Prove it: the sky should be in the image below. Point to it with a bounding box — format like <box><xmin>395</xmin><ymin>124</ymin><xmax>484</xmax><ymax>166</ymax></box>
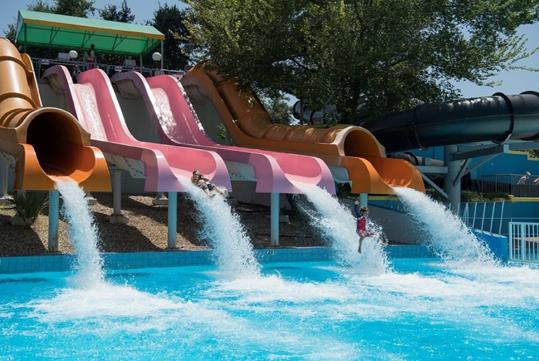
<box><xmin>1</xmin><ymin>0</ymin><xmax>538</xmax><ymax>99</ymax></box>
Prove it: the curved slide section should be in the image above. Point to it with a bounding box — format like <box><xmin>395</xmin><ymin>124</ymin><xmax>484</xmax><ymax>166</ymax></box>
<box><xmin>0</xmin><ymin>38</ymin><xmax>109</xmax><ymax>191</ymax></box>
<box><xmin>182</xmin><ymin>65</ymin><xmax>424</xmax><ymax>195</ymax></box>
<box><xmin>111</xmin><ymin>71</ymin><xmax>335</xmax><ymax>194</ymax></box>
<box><xmin>362</xmin><ymin>92</ymin><xmax>539</xmax><ymax>153</ymax></box>
<box><xmin>42</xmin><ymin>66</ymin><xmax>231</xmax><ymax>192</ymax></box>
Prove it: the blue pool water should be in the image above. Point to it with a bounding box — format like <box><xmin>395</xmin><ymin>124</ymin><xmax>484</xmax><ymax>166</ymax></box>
<box><xmin>1</xmin><ymin>258</ymin><xmax>539</xmax><ymax>360</ymax></box>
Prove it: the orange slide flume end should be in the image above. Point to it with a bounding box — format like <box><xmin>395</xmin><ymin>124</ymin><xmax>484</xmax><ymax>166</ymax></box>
<box><xmin>0</xmin><ymin>38</ymin><xmax>110</xmax><ymax>191</ymax></box>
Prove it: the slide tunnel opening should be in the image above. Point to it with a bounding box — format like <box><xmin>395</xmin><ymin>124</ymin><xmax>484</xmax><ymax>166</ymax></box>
<box><xmin>26</xmin><ymin>110</ymin><xmax>85</xmax><ymax>177</ymax></box>
<box><xmin>343</xmin><ymin>128</ymin><xmax>384</xmax><ymax>158</ymax></box>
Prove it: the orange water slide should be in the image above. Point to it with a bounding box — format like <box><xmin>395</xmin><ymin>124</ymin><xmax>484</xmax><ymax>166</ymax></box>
<box><xmin>182</xmin><ymin>65</ymin><xmax>424</xmax><ymax>194</ymax></box>
<box><xmin>0</xmin><ymin>38</ymin><xmax>109</xmax><ymax>191</ymax></box>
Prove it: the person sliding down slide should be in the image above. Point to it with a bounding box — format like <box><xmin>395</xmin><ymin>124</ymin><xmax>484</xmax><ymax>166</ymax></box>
<box><xmin>191</xmin><ymin>170</ymin><xmax>228</xmax><ymax>197</ymax></box>
<box><xmin>353</xmin><ymin>201</ymin><xmax>372</xmax><ymax>253</ymax></box>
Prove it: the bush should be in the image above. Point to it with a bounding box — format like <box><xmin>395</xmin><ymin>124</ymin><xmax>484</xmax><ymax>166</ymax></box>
<box><xmin>461</xmin><ymin>190</ymin><xmax>512</xmax><ymax>202</ymax></box>
<box><xmin>9</xmin><ymin>192</ymin><xmax>47</xmax><ymax>226</ymax></box>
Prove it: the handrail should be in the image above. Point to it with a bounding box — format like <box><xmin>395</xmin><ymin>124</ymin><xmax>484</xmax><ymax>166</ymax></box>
<box><xmin>31</xmin><ymin>57</ymin><xmax>184</xmax><ymax>80</ymax></box>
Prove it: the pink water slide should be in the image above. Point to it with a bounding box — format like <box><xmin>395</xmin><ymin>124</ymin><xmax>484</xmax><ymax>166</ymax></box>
<box><xmin>42</xmin><ymin>66</ymin><xmax>231</xmax><ymax>192</ymax></box>
<box><xmin>111</xmin><ymin>72</ymin><xmax>335</xmax><ymax>194</ymax></box>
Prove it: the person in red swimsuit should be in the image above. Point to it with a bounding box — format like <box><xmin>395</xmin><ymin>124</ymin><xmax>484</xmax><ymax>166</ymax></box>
<box><xmin>354</xmin><ymin>203</ymin><xmax>369</xmax><ymax>253</ymax></box>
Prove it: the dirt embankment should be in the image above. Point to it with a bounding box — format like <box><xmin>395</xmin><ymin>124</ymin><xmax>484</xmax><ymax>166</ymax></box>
<box><xmin>0</xmin><ymin>193</ymin><xmax>323</xmax><ymax>256</ymax></box>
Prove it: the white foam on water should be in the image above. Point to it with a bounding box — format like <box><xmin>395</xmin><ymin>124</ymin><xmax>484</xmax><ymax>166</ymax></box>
<box><xmin>181</xmin><ymin>180</ymin><xmax>260</xmax><ymax>278</ymax></box>
<box><xmin>393</xmin><ymin>187</ymin><xmax>495</xmax><ymax>265</ymax></box>
<box><xmin>56</xmin><ymin>181</ymin><xmax>104</xmax><ymax>288</ymax></box>
<box><xmin>31</xmin><ymin>283</ymin><xmax>182</xmax><ymax>322</ymax></box>
<box><xmin>27</xmin><ymin>281</ymin><xmax>359</xmax><ymax>359</ymax></box>
<box><xmin>207</xmin><ymin>274</ymin><xmax>354</xmax><ymax>304</ymax></box>
<box><xmin>297</xmin><ymin>184</ymin><xmax>389</xmax><ymax>274</ymax></box>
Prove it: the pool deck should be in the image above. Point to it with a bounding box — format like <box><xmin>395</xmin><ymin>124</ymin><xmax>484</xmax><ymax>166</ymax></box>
<box><xmin>0</xmin><ymin>245</ymin><xmax>433</xmax><ymax>274</ymax></box>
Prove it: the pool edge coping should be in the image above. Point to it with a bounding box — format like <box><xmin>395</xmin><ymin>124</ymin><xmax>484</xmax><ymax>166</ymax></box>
<box><xmin>0</xmin><ymin>245</ymin><xmax>433</xmax><ymax>274</ymax></box>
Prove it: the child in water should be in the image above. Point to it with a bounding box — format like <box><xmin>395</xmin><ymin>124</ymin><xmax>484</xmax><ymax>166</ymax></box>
<box><xmin>191</xmin><ymin>170</ymin><xmax>227</xmax><ymax>197</ymax></box>
<box><xmin>353</xmin><ymin>200</ymin><xmax>370</xmax><ymax>253</ymax></box>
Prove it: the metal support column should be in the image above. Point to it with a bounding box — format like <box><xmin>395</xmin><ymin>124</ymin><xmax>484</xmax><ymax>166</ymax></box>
<box><xmin>0</xmin><ymin>157</ymin><xmax>11</xmax><ymax>207</ymax></box>
<box><xmin>271</xmin><ymin>192</ymin><xmax>280</xmax><ymax>246</ymax></box>
<box><xmin>359</xmin><ymin>193</ymin><xmax>368</xmax><ymax>207</ymax></box>
<box><xmin>444</xmin><ymin>145</ymin><xmax>461</xmax><ymax>213</ymax></box>
<box><xmin>110</xmin><ymin>169</ymin><xmax>128</xmax><ymax>224</ymax></box>
<box><xmin>48</xmin><ymin>190</ymin><xmax>59</xmax><ymax>252</ymax></box>
<box><xmin>160</xmin><ymin>40</ymin><xmax>164</xmax><ymax>69</ymax></box>
<box><xmin>167</xmin><ymin>191</ymin><xmax>177</xmax><ymax>249</ymax></box>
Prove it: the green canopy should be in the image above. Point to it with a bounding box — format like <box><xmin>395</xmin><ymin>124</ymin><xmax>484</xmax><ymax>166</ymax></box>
<box><xmin>15</xmin><ymin>10</ymin><xmax>164</xmax><ymax>56</ymax></box>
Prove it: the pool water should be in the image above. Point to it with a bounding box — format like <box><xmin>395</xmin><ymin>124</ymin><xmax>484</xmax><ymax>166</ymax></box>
<box><xmin>1</xmin><ymin>258</ymin><xmax>539</xmax><ymax>360</ymax></box>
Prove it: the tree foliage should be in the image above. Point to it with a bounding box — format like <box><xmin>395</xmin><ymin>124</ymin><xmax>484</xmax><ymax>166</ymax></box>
<box><xmin>185</xmin><ymin>0</ymin><xmax>539</xmax><ymax>121</ymax></box>
<box><xmin>99</xmin><ymin>0</ymin><xmax>135</xmax><ymax>23</ymax></box>
<box><xmin>149</xmin><ymin>3</ymin><xmax>190</xmax><ymax>70</ymax></box>
<box><xmin>53</xmin><ymin>0</ymin><xmax>95</xmax><ymax>17</ymax></box>
<box><xmin>262</xmin><ymin>95</ymin><xmax>293</xmax><ymax>124</ymax></box>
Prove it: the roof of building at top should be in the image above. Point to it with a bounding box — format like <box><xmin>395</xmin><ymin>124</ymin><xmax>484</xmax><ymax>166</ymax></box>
<box><xmin>16</xmin><ymin>10</ymin><xmax>164</xmax><ymax>56</ymax></box>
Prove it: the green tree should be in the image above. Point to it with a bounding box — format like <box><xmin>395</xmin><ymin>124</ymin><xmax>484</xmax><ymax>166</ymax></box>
<box><xmin>99</xmin><ymin>0</ymin><xmax>135</xmax><ymax>65</ymax></box>
<box><xmin>262</xmin><ymin>95</ymin><xmax>293</xmax><ymax>124</ymax></box>
<box><xmin>53</xmin><ymin>0</ymin><xmax>94</xmax><ymax>17</ymax></box>
<box><xmin>99</xmin><ymin>0</ymin><xmax>135</xmax><ymax>22</ymax></box>
<box><xmin>185</xmin><ymin>0</ymin><xmax>539</xmax><ymax>121</ymax></box>
<box><xmin>149</xmin><ymin>3</ymin><xmax>190</xmax><ymax>70</ymax></box>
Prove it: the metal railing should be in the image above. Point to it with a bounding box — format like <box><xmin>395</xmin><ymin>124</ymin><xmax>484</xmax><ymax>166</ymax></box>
<box><xmin>476</xmin><ymin>174</ymin><xmax>539</xmax><ymax>197</ymax></box>
<box><xmin>461</xmin><ymin>201</ymin><xmax>539</xmax><ymax>237</ymax></box>
<box><xmin>460</xmin><ymin>201</ymin><xmax>506</xmax><ymax>234</ymax></box>
<box><xmin>31</xmin><ymin>57</ymin><xmax>184</xmax><ymax>80</ymax></box>
<box><xmin>508</xmin><ymin>222</ymin><xmax>539</xmax><ymax>262</ymax></box>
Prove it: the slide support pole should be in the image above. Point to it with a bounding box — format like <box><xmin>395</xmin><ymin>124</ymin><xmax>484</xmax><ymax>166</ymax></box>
<box><xmin>110</xmin><ymin>169</ymin><xmax>128</xmax><ymax>224</ymax></box>
<box><xmin>444</xmin><ymin>145</ymin><xmax>461</xmax><ymax>213</ymax></box>
<box><xmin>360</xmin><ymin>193</ymin><xmax>368</xmax><ymax>207</ymax></box>
<box><xmin>167</xmin><ymin>191</ymin><xmax>177</xmax><ymax>249</ymax></box>
<box><xmin>271</xmin><ymin>192</ymin><xmax>280</xmax><ymax>246</ymax></box>
<box><xmin>0</xmin><ymin>157</ymin><xmax>11</xmax><ymax>207</ymax></box>
<box><xmin>48</xmin><ymin>190</ymin><xmax>59</xmax><ymax>252</ymax></box>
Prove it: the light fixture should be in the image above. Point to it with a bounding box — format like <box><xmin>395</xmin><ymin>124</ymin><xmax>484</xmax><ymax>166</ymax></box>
<box><xmin>152</xmin><ymin>52</ymin><xmax>162</xmax><ymax>62</ymax></box>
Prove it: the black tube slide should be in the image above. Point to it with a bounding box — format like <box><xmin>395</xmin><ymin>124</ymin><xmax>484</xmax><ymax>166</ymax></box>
<box><xmin>361</xmin><ymin>92</ymin><xmax>539</xmax><ymax>153</ymax></box>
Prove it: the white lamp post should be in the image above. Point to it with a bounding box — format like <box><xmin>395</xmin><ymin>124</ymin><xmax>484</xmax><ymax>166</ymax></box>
<box><xmin>152</xmin><ymin>52</ymin><xmax>162</xmax><ymax>62</ymax></box>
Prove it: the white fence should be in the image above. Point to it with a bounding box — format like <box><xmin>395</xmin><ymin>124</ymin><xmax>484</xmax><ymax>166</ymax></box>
<box><xmin>508</xmin><ymin>222</ymin><xmax>539</xmax><ymax>262</ymax></box>
<box><xmin>460</xmin><ymin>201</ymin><xmax>506</xmax><ymax>234</ymax></box>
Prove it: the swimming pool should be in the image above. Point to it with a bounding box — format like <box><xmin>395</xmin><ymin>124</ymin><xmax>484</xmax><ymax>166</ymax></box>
<box><xmin>1</xmin><ymin>258</ymin><xmax>538</xmax><ymax>360</ymax></box>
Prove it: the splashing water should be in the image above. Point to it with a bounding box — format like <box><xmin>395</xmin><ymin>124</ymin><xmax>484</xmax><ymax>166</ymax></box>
<box><xmin>393</xmin><ymin>187</ymin><xmax>495</xmax><ymax>265</ymax></box>
<box><xmin>56</xmin><ymin>181</ymin><xmax>104</xmax><ymax>288</ymax></box>
<box><xmin>181</xmin><ymin>180</ymin><xmax>260</xmax><ymax>277</ymax></box>
<box><xmin>297</xmin><ymin>185</ymin><xmax>389</xmax><ymax>274</ymax></box>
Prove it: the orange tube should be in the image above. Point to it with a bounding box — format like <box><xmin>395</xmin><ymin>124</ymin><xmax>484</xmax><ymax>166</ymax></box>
<box><xmin>0</xmin><ymin>38</ymin><xmax>110</xmax><ymax>191</ymax></box>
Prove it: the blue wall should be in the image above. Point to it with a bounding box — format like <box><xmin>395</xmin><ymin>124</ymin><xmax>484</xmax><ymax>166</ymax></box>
<box><xmin>412</xmin><ymin>147</ymin><xmax>539</xmax><ymax>180</ymax></box>
<box><xmin>469</xmin><ymin>152</ymin><xmax>539</xmax><ymax>179</ymax></box>
<box><xmin>474</xmin><ymin>230</ymin><xmax>509</xmax><ymax>262</ymax></box>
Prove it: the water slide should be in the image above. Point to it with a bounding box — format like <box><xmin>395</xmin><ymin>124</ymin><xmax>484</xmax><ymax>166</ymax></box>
<box><xmin>181</xmin><ymin>65</ymin><xmax>424</xmax><ymax>195</ymax></box>
<box><xmin>110</xmin><ymin>71</ymin><xmax>335</xmax><ymax>194</ymax></box>
<box><xmin>361</xmin><ymin>92</ymin><xmax>539</xmax><ymax>153</ymax></box>
<box><xmin>41</xmin><ymin>66</ymin><xmax>231</xmax><ymax>192</ymax></box>
<box><xmin>0</xmin><ymin>38</ymin><xmax>109</xmax><ymax>191</ymax></box>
